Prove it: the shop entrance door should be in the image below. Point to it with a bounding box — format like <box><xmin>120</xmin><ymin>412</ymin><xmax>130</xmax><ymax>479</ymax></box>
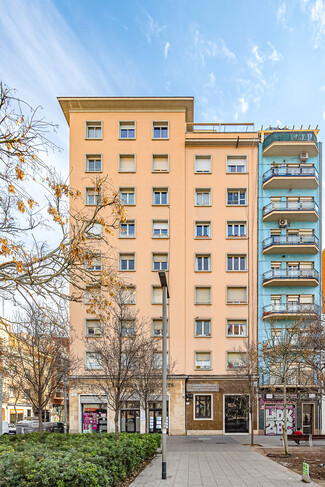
<box><xmin>302</xmin><ymin>404</ymin><xmax>314</xmax><ymax>434</ymax></box>
<box><xmin>120</xmin><ymin>410</ymin><xmax>140</xmax><ymax>433</ymax></box>
<box><xmin>225</xmin><ymin>395</ymin><xmax>249</xmax><ymax>433</ymax></box>
<box><xmin>149</xmin><ymin>402</ymin><xmax>168</xmax><ymax>433</ymax></box>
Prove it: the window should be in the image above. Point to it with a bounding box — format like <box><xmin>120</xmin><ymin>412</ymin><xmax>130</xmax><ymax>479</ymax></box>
<box><xmin>226</xmin><ymin>156</ymin><xmax>247</xmax><ymax>173</ymax></box>
<box><xmin>195</xmin><ymin>254</ymin><xmax>211</xmax><ymax>272</ymax></box>
<box><xmin>227</xmin><ymin>255</ymin><xmax>247</xmax><ymax>271</ymax></box>
<box><xmin>85</xmin><ymin>154</ymin><xmax>102</xmax><ymax>172</ymax></box>
<box><xmin>195</xmin><ymin>286</ymin><xmax>212</xmax><ymax>305</ymax></box>
<box><xmin>152</xmin><ymin>187</ymin><xmax>169</xmax><ymax>205</ymax></box>
<box><xmin>153</xmin><ymin>352</ymin><xmax>163</xmax><ymax>369</ymax></box>
<box><xmin>152</xmin><ymin>286</ymin><xmax>163</xmax><ymax>304</ymax></box>
<box><xmin>226</xmin><ymin>287</ymin><xmax>247</xmax><ymax>304</ymax></box>
<box><xmin>195</xmin><ymin>352</ymin><xmax>211</xmax><ymax>370</ymax></box>
<box><xmin>194</xmin><ymin>395</ymin><xmax>212</xmax><ymax>419</ymax></box>
<box><xmin>85</xmin><ymin>352</ymin><xmax>102</xmax><ymax>370</ymax></box>
<box><xmin>195</xmin><ymin>320</ymin><xmax>211</xmax><ymax>337</ymax></box>
<box><xmin>86</xmin><ymin>121</ymin><xmax>102</xmax><ymax>139</ymax></box>
<box><xmin>195</xmin><ymin>188</ymin><xmax>211</xmax><ymax>206</ymax></box>
<box><xmin>271</xmin><ymin>328</ymin><xmax>282</xmax><ymax>345</ymax></box>
<box><xmin>152</xmin><ymin>253</ymin><xmax>168</xmax><ymax>271</ymax></box>
<box><xmin>86</xmin><ymin>223</ymin><xmax>103</xmax><ymax>238</ymax></box>
<box><xmin>152</xmin><ymin>220</ymin><xmax>169</xmax><ymax>238</ymax></box>
<box><xmin>195</xmin><ymin>155</ymin><xmax>212</xmax><ymax>173</ymax></box>
<box><xmin>119</xmin><ymin>121</ymin><xmax>135</xmax><ymax>139</ymax></box>
<box><xmin>85</xmin><ymin>319</ymin><xmax>102</xmax><ymax>337</ymax></box>
<box><xmin>119</xmin><ymin>154</ymin><xmax>136</xmax><ymax>172</ymax></box>
<box><xmin>120</xmin><ymin>319</ymin><xmax>135</xmax><ymax>337</ymax></box>
<box><xmin>227</xmin><ymin>352</ymin><xmax>246</xmax><ymax>369</ymax></box>
<box><xmin>119</xmin><ymin>253</ymin><xmax>135</xmax><ymax>271</ymax></box>
<box><xmin>87</xmin><ymin>255</ymin><xmax>102</xmax><ymax>271</ymax></box>
<box><xmin>152</xmin><ymin>121</ymin><xmax>169</xmax><ymax>139</ymax></box>
<box><xmin>152</xmin><ymin>319</ymin><xmax>162</xmax><ymax>337</ymax></box>
<box><xmin>86</xmin><ymin>188</ymin><xmax>100</xmax><ymax>206</ymax></box>
<box><xmin>84</xmin><ymin>286</ymin><xmax>100</xmax><ymax>304</ymax></box>
<box><xmin>118</xmin><ymin>286</ymin><xmax>136</xmax><ymax>304</ymax></box>
<box><xmin>119</xmin><ymin>188</ymin><xmax>135</xmax><ymax>206</ymax></box>
<box><xmin>226</xmin><ymin>320</ymin><xmax>247</xmax><ymax>337</ymax></box>
<box><xmin>119</xmin><ymin>220</ymin><xmax>135</xmax><ymax>238</ymax></box>
<box><xmin>227</xmin><ymin>222</ymin><xmax>247</xmax><ymax>238</ymax></box>
<box><xmin>152</xmin><ymin>154</ymin><xmax>169</xmax><ymax>172</ymax></box>
<box><xmin>227</xmin><ymin>189</ymin><xmax>247</xmax><ymax>206</ymax></box>
<box><xmin>195</xmin><ymin>221</ymin><xmax>211</xmax><ymax>238</ymax></box>
<box><xmin>121</xmin><ymin>353</ymin><xmax>136</xmax><ymax>369</ymax></box>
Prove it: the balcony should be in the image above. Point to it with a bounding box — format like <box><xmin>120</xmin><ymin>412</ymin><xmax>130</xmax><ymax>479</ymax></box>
<box><xmin>263</xmin><ymin>303</ymin><xmax>321</xmax><ymax>320</ymax></box>
<box><xmin>263</xmin><ymin>269</ymin><xmax>319</xmax><ymax>287</ymax></box>
<box><xmin>262</xmin><ymin>201</ymin><xmax>319</xmax><ymax>222</ymax></box>
<box><xmin>262</xmin><ymin>165</ymin><xmax>319</xmax><ymax>189</ymax></box>
<box><xmin>263</xmin><ymin>235</ymin><xmax>319</xmax><ymax>255</ymax></box>
<box><xmin>262</xmin><ymin>131</ymin><xmax>318</xmax><ymax>157</ymax></box>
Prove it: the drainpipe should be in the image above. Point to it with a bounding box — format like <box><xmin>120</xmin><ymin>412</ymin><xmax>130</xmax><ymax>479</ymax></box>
<box><xmin>185</xmin><ymin>376</ymin><xmax>189</xmax><ymax>436</ymax></box>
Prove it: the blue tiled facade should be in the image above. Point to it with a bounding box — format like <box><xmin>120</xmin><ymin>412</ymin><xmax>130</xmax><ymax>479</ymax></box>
<box><xmin>257</xmin><ymin>131</ymin><xmax>322</xmax><ymax>434</ymax></box>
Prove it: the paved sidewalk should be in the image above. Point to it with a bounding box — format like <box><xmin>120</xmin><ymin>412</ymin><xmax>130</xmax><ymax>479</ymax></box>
<box><xmin>131</xmin><ymin>435</ymin><xmax>320</xmax><ymax>486</ymax></box>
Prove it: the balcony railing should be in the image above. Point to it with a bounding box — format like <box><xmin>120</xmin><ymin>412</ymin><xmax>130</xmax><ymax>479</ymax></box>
<box><xmin>185</xmin><ymin>122</ymin><xmax>255</xmax><ymax>133</ymax></box>
<box><xmin>263</xmin><ymin>235</ymin><xmax>319</xmax><ymax>250</ymax></box>
<box><xmin>263</xmin><ymin>131</ymin><xmax>317</xmax><ymax>151</ymax></box>
<box><xmin>263</xmin><ymin>303</ymin><xmax>321</xmax><ymax>317</ymax></box>
<box><xmin>263</xmin><ymin>200</ymin><xmax>319</xmax><ymax>217</ymax></box>
<box><xmin>262</xmin><ymin>165</ymin><xmax>319</xmax><ymax>184</ymax></box>
<box><xmin>263</xmin><ymin>269</ymin><xmax>319</xmax><ymax>283</ymax></box>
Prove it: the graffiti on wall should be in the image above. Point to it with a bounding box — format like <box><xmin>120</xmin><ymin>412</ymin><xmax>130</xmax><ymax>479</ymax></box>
<box><xmin>265</xmin><ymin>403</ymin><xmax>295</xmax><ymax>435</ymax></box>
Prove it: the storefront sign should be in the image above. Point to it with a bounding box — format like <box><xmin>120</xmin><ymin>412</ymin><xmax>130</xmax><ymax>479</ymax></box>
<box><xmin>187</xmin><ymin>384</ymin><xmax>219</xmax><ymax>392</ymax></box>
<box><xmin>10</xmin><ymin>409</ymin><xmax>24</xmax><ymax>414</ymax></box>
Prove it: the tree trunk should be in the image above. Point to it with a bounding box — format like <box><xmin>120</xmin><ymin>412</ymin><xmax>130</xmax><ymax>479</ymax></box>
<box><xmin>114</xmin><ymin>408</ymin><xmax>119</xmax><ymax>440</ymax></box>
<box><xmin>250</xmin><ymin>387</ymin><xmax>255</xmax><ymax>446</ymax></box>
<box><xmin>283</xmin><ymin>378</ymin><xmax>289</xmax><ymax>455</ymax></box>
<box><xmin>145</xmin><ymin>399</ymin><xmax>148</xmax><ymax>434</ymax></box>
<box><xmin>38</xmin><ymin>408</ymin><xmax>42</xmax><ymax>433</ymax></box>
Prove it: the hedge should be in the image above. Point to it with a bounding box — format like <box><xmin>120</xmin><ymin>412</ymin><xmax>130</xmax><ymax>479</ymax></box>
<box><xmin>0</xmin><ymin>432</ymin><xmax>161</xmax><ymax>486</ymax></box>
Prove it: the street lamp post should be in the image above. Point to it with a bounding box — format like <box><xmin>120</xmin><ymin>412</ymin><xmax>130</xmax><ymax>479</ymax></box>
<box><xmin>158</xmin><ymin>271</ymin><xmax>169</xmax><ymax>480</ymax></box>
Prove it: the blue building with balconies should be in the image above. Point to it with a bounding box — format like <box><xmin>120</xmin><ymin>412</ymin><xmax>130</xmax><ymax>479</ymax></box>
<box><xmin>257</xmin><ymin>129</ymin><xmax>322</xmax><ymax>435</ymax></box>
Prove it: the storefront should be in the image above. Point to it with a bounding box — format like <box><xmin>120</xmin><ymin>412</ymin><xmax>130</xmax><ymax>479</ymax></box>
<box><xmin>80</xmin><ymin>395</ymin><xmax>107</xmax><ymax>433</ymax></box>
<box><xmin>224</xmin><ymin>395</ymin><xmax>249</xmax><ymax>433</ymax></box>
<box><xmin>120</xmin><ymin>401</ymin><xmax>140</xmax><ymax>433</ymax></box>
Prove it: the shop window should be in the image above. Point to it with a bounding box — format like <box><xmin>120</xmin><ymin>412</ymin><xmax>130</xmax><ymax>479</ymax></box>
<box><xmin>194</xmin><ymin>395</ymin><xmax>212</xmax><ymax>419</ymax></box>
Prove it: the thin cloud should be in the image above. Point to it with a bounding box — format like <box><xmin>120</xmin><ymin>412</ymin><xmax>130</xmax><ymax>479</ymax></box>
<box><xmin>310</xmin><ymin>0</ymin><xmax>325</xmax><ymax>48</ymax></box>
<box><xmin>191</xmin><ymin>29</ymin><xmax>236</xmax><ymax>66</ymax></box>
<box><xmin>277</xmin><ymin>1</ymin><xmax>287</xmax><ymax>25</ymax></box>
<box><xmin>239</xmin><ymin>96</ymin><xmax>248</xmax><ymax>114</ymax></box>
<box><xmin>145</xmin><ymin>14</ymin><xmax>166</xmax><ymax>44</ymax></box>
<box><xmin>164</xmin><ymin>41</ymin><xmax>170</xmax><ymax>59</ymax></box>
<box><xmin>267</xmin><ymin>42</ymin><xmax>282</xmax><ymax>61</ymax></box>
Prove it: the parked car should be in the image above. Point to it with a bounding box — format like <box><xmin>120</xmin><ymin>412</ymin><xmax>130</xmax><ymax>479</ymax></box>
<box><xmin>8</xmin><ymin>423</ymin><xmax>16</xmax><ymax>435</ymax></box>
<box><xmin>16</xmin><ymin>420</ymin><xmax>56</xmax><ymax>434</ymax></box>
<box><xmin>1</xmin><ymin>421</ymin><xmax>9</xmax><ymax>435</ymax></box>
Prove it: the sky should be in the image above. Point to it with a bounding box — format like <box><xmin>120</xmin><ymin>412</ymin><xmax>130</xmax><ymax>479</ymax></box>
<box><xmin>1</xmin><ymin>0</ymin><xmax>325</xmax><ymax>173</ymax></box>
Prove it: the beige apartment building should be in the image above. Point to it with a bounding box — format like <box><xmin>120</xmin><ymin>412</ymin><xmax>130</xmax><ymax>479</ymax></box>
<box><xmin>59</xmin><ymin>97</ymin><xmax>259</xmax><ymax>435</ymax></box>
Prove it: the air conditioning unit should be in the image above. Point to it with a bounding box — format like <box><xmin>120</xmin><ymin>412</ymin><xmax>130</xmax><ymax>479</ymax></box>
<box><xmin>299</xmin><ymin>151</ymin><xmax>308</xmax><ymax>162</ymax></box>
<box><xmin>279</xmin><ymin>219</ymin><xmax>288</xmax><ymax>228</ymax></box>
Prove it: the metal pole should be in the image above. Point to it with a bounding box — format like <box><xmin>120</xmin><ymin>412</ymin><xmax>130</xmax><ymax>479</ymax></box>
<box><xmin>161</xmin><ymin>284</ymin><xmax>167</xmax><ymax>480</ymax></box>
<box><xmin>0</xmin><ymin>373</ymin><xmax>2</xmax><ymax>435</ymax></box>
<box><xmin>64</xmin><ymin>372</ymin><xmax>67</xmax><ymax>434</ymax></box>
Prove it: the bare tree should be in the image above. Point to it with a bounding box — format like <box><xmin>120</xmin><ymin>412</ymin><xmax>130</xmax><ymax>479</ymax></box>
<box><xmin>1</xmin><ymin>301</ymin><xmax>78</xmax><ymax>432</ymax></box>
<box><xmin>0</xmin><ymin>82</ymin><xmax>124</xmax><ymax>315</ymax></box>
<box><xmin>85</xmin><ymin>287</ymin><xmax>154</xmax><ymax>439</ymax></box>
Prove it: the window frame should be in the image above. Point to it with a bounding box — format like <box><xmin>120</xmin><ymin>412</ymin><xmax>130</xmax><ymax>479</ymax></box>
<box><xmin>85</xmin><ymin>121</ymin><xmax>102</xmax><ymax>140</ymax></box>
<box><xmin>152</xmin><ymin>318</ymin><xmax>169</xmax><ymax>337</ymax></box>
<box><xmin>152</xmin><ymin>153</ymin><xmax>170</xmax><ymax>173</ymax></box>
<box><xmin>118</xmin><ymin>121</ymin><xmax>136</xmax><ymax>140</ymax></box>
<box><xmin>152</xmin><ymin>121</ymin><xmax>169</xmax><ymax>140</ymax></box>
<box><xmin>226</xmin><ymin>352</ymin><xmax>247</xmax><ymax>370</ymax></box>
<box><xmin>85</xmin><ymin>187</ymin><xmax>100</xmax><ymax>206</ymax></box>
<box><xmin>195</xmin><ymin>221</ymin><xmax>212</xmax><ymax>239</ymax></box>
<box><xmin>118</xmin><ymin>286</ymin><xmax>136</xmax><ymax>305</ymax></box>
<box><xmin>118</xmin><ymin>154</ymin><xmax>136</xmax><ymax>173</ymax></box>
<box><xmin>226</xmin><ymin>221</ymin><xmax>247</xmax><ymax>239</ymax></box>
<box><xmin>195</xmin><ymin>319</ymin><xmax>212</xmax><ymax>337</ymax></box>
<box><xmin>119</xmin><ymin>187</ymin><xmax>136</xmax><ymax>206</ymax></box>
<box><xmin>152</xmin><ymin>220</ymin><xmax>169</xmax><ymax>238</ymax></box>
<box><xmin>226</xmin><ymin>287</ymin><xmax>248</xmax><ymax>305</ymax></box>
<box><xmin>194</xmin><ymin>351</ymin><xmax>212</xmax><ymax>370</ymax></box>
<box><xmin>85</xmin><ymin>319</ymin><xmax>102</xmax><ymax>337</ymax></box>
<box><xmin>226</xmin><ymin>188</ymin><xmax>247</xmax><ymax>206</ymax></box>
<box><xmin>226</xmin><ymin>320</ymin><xmax>248</xmax><ymax>337</ymax></box>
<box><xmin>120</xmin><ymin>318</ymin><xmax>136</xmax><ymax>337</ymax></box>
<box><xmin>194</xmin><ymin>286</ymin><xmax>212</xmax><ymax>305</ymax></box>
<box><xmin>85</xmin><ymin>351</ymin><xmax>103</xmax><ymax>370</ymax></box>
<box><xmin>194</xmin><ymin>155</ymin><xmax>212</xmax><ymax>174</ymax></box>
<box><xmin>119</xmin><ymin>220</ymin><xmax>136</xmax><ymax>238</ymax></box>
<box><xmin>85</xmin><ymin>154</ymin><xmax>102</xmax><ymax>173</ymax></box>
<box><xmin>152</xmin><ymin>187</ymin><xmax>169</xmax><ymax>206</ymax></box>
<box><xmin>195</xmin><ymin>188</ymin><xmax>212</xmax><ymax>207</ymax></box>
<box><xmin>226</xmin><ymin>155</ymin><xmax>247</xmax><ymax>174</ymax></box>
<box><xmin>195</xmin><ymin>254</ymin><xmax>212</xmax><ymax>272</ymax></box>
<box><xmin>226</xmin><ymin>254</ymin><xmax>247</xmax><ymax>272</ymax></box>
<box><xmin>118</xmin><ymin>253</ymin><xmax>136</xmax><ymax>271</ymax></box>
<box><xmin>152</xmin><ymin>253</ymin><xmax>169</xmax><ymax>271</ymax></box>
<box><xmin>194</xmin><ymin>394</ymin><xmax>213</xmax><ymax>420</ymax></box>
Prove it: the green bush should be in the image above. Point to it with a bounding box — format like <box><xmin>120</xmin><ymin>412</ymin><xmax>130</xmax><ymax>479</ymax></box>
<box><xmin>0</xmin><ymin>433</ymin><xmax>161</xmax><ymax>486</ymax></box>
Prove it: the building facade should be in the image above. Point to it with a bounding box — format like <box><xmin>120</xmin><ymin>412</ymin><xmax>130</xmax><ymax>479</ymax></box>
<box><xmin>59</xmin><ymin>97</ymin><xmax>260</xmax><ymax>435</ymax></box>
<box><xmin>257</xmin><ymin>129</ymin><xmax>322</xmax><ymax>435</ymax></box>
